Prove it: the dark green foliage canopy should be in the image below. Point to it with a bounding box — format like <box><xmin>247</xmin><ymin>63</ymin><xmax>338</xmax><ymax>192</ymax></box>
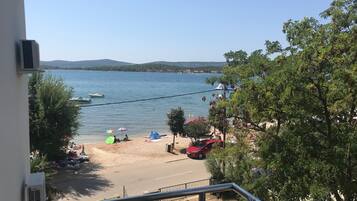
<box><xmin>206</xmin><ymin>0</ymin><xmax>357</xmax><ymax>200</ymax></box>
<box><xmin>29</xmin><ymin>73</ymin><xmax>79</xmax><ymax>160</ymax></box>
<box><xmin>43</xmin><ymin>63</ymin><xmax>223</xmax><ymax>73</ymax></box>
<box><xmin>167</xmin><ymin>107</ymin><xmax>185</xmax><ymax>135</ymax></box>
<box><xmin>206</xmin><ymin>130</ymin><xmax>268</xmax><ymax>200</ymax></box>
<box><xmin>208</xmin><ymin>100</ymin><xmax>229</xmax><ymax>135</ymax></box>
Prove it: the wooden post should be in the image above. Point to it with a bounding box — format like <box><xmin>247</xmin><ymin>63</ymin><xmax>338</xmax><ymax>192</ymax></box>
<box><xmin>172</xmin><ymin>133</ymin><xmax>176</xmax><ymax>150</ymax></box>
<box><xmin>123</xmin><ymin>186</ymin><xmax>126</xmax><ymax>198</ymax></box>
<box><xmin>199</xmin><ymin>192</ymin><xmax>206</xmax><ymax>201</ymax></box>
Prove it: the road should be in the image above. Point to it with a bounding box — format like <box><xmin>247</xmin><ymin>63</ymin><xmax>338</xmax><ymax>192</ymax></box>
<box><xmin>108</xmin><ymin>158</ymin><xmax>209</xmax><ymax>196</ymax></box>
<box><xmin>54</xmin><ymin>157</ymin><xmax>210</xmax><ymax>201</ymax></box>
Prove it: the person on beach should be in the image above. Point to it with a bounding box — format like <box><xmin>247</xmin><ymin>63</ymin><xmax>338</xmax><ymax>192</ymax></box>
<box><xmin>114</xmin><ymin>135</ymin><xmax>120</xmax><ymax>143</ymax></box>
<box><xmin>123</xmin><ymin>134</ymin><xmax>129</xmax><ymax>141</ymax></box>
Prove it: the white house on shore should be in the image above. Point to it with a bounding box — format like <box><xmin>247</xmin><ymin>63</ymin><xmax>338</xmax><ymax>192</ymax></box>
<box><xmin>0</xmin><ymin>0</ymin><xmax>31</xmax><ymax>200</ymax></box>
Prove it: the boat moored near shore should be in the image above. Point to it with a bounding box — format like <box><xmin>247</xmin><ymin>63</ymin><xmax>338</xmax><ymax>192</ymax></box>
<box><xmin>70</xmin><ymin>97</ymin><xmax>92</xmax><ymax>104</ymax></box>
<box><xmin>89</xmin><ymin>93</ymin><xmax>104</xmax><ymax>98</ymax></box>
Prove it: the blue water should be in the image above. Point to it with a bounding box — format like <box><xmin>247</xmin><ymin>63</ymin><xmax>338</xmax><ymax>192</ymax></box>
<box><xmin>47</xmin><ymin>70</ymin><xmax>219</xmax><ymax>142</ymax></box>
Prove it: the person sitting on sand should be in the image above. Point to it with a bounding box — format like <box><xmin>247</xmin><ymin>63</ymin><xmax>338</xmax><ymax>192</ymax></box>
<box><xmin>114</xmin><ymin>135</ymin><xmax>120</xmax><ymax>143</ymax></box>
<box><xmin>123</xmin><ymin>134</ymin><xmax>129</xmax><ymax>141</ymax></box>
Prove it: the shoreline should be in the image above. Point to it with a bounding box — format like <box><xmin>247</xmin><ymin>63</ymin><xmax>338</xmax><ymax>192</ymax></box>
<box><xmin>45</xmin><ymin>68</ymin><xmax>223</xmax><ymax>74</ymax></box>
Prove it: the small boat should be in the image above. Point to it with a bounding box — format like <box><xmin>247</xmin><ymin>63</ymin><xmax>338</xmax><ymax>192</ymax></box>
<box><xmin>89</xmin><ymin>93</ymin><xmax>104</xmax><ymax>98</ymax></box>
<box><xmin>70</xmin><ymin>97</ymin><xmax>92</xmax><ymax>104</ymax></box>
<box><xmin>215</xmin><ymin>83</ymin><xmax>234</xmax><ymax>91</ymax></box>
<box><xmin>215</xmin><ymin>83</ymin><xmax>225</xmax><ymax>90</ymax></box>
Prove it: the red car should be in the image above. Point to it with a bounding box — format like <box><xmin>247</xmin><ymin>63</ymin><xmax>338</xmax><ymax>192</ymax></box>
<box><xmin>186</xmin><ymin>139</ymin><xmax>223</xmax><ymax>159</ymax></box>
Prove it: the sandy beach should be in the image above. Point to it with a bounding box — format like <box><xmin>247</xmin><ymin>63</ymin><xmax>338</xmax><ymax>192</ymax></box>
<box><xmin>85</xmin><ymin>134</ymin><xmax>191</xmax><ymax>167</ymax></box>
<box><xmin>52</xmin><ymin>134</ymin><xmax>210</xmax><ymax>201</ymax></box>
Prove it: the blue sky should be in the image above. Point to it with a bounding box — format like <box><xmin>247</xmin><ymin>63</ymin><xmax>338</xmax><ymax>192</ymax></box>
<box><xmin>25</xmin><ymin>0</ymin><xmax>331</xmax><ymax>63</ymax></box>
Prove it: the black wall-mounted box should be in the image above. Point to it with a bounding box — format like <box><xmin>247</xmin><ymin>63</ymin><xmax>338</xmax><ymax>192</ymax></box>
<box><xmin>19</xmin><ymin>40</ymin><xmax>40</xmax><ymax>72</ymax></box>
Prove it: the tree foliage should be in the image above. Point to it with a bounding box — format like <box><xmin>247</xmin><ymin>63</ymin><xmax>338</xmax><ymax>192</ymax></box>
<box><xmin>207</xmin><ymin>0</ymin><xmax>357</xmax><ymax>200</ymax></box>
<box><xmin>167</xmin><ymin>107</ymin><xmax>185</xmax><ymax>148</ymax></box>
<box><xmin>167</xmin><ymin>107</ymin><xmax>185</xmax><ymax>135</ymax></box>
<box><xmin>206</xmin><ymin>129</ymin><xmax>269</xmax><ymax>200</ymax></box>
<box><xmin>209</xmin><ymin>100</ymin><xmax>229</xmax><ymax>136</ymax></box>
<box><xmin>29</xmin><ymin>73</ymin><xmax>80</xmax><ymax>161</ymax></box>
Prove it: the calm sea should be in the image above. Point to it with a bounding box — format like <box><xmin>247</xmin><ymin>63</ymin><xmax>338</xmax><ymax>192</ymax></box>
<box><xmin>47</xmin><ymin>70</ymin><xmax>219</xmax><ymax>143</ymax></box>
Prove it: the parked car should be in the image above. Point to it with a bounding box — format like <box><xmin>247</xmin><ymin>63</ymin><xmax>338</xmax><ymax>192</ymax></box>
<box><xmin>186</xmin><ymin>139</ymin><xmax>223</xmax><ymax>159</ymax></box>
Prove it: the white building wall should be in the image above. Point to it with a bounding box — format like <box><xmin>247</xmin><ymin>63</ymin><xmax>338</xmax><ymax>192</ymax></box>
<box><xmin>0</xmin><ymin>0</ymin><xmax>30</xmax><ymax>200</ymax></box>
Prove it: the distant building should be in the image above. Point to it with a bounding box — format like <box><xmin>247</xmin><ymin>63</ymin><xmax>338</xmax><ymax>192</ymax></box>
<box><xmin>0</xmin><ymin>0</ymin><xmax>31</xmax><ymax>200</ymax></box>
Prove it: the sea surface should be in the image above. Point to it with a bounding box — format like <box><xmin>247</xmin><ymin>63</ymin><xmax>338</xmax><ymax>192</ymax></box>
<box><xmin>47</xmin><ymin>70</ymin><xmax>219</xmax><ymax>143</ymax></box>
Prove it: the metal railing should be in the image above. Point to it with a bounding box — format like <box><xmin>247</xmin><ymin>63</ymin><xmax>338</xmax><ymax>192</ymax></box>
<box><xmin>104</xmin><ymin>183</ymin><xmax>261</xmax><ymax>201</ymax></box>
<box><xmin>158</xmin><ymin>178</ymin><xmax>211</xmax><ymax>193</ymax></box>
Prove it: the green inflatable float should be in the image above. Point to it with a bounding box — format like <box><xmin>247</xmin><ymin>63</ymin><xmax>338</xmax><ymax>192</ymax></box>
<box><xmin>105</xmin><ymin>135</ymin><xmax>115</xmax><ymax>144</ymax></box>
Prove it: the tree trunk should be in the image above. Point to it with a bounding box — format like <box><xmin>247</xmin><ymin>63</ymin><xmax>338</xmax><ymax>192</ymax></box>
<box><xmin>222</xmin><ymin>85</ymin><xmax>227</xmax><ymax>176</ymax></box>
<box><xmin>223</xmin><ymin>131</ymin><xmax>226</xmax><ymax>149</ymax></box>
<box><xmin>172</xmin><ymin>133</ymin><xmax>176</xmax><ymax>149</ymax></box>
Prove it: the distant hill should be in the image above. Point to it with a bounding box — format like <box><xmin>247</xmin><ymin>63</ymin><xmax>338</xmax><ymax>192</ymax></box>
<box><xmin>41</xmin><ymin>59</ymin><xmax>132</xmax><ymax>68</ymax></box>
<box><xmin>41</xmin><ymin>59</ymin><xmax>226</xmax><ymax>73</ymax></box>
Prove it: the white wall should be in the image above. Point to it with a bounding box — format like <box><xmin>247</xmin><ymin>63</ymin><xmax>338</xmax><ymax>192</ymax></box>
<box><xmin>0</xmin><ymin>0</ymin><xmax>30</xmax><ymax>200</ymax></box>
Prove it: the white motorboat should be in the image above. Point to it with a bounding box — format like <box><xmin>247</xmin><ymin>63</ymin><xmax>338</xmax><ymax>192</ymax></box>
<box><xmin>89</xmin><ymin>93</ymin><xmax>104</xmax><ymax>98</ymax></box>
<box><xmin>69</xmin><ymin>97</ymin><xmax>92</xmax><ymax>104</ymax></box>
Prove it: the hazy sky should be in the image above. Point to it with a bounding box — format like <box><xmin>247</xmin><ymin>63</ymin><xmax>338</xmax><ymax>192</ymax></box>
<box><xmin>25</xmin><ymin>0</ymin><xmax>331</xmax><ymax>63</ymax></box>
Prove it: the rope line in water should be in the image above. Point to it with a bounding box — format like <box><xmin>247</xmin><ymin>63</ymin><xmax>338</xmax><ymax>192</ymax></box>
<box><xmin>80</xmin><ymin>89</ymin><xmax>218</xmax><ymax>108</ymax></box>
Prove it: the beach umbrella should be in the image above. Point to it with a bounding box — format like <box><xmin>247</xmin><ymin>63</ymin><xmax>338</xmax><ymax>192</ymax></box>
<box><xmin>118</xmin><ymin>127</ymin><xmax>127</xmax><ymax>132</ymax></box>
<box><xmin>105</xmin><ymin>136</ymin><xmax>115</xmax><ymax>144</ymax></box>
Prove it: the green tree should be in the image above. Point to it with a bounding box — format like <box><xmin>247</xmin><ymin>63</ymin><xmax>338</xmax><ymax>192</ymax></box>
<box><xmin>206</xmin><ymin>0</ymin><xmax>357</xmax><ymax>200</ymax></box>
<box><xmin>29</xmin><ymin>73</ymin><xmax>80</xmax><ymax>160</ymax></box>
<box><xmin>208</xmin><ymin>100</ymin><xmax>229</xmax><ymax>146</ymax></box>
<box><xmin>206</xmin><ymin>129</ymin><xmax>269</xmax><ymax>200</ymax></box>
<box><xmin>167</xmin><ymin>107</ymin><xmax>185</xmax><ymax>149</ymax></box>
<box><xmin>184</xmin><ymin>118</ymin><xmax>210</xmax><ymax>142</ymax></box>
<box><xmin>224</xmin><ymin>50</ymin><xmax>248</xmax><ymax>67</ymax></box>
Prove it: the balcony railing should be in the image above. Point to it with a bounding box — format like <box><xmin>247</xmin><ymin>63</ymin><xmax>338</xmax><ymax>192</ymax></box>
<box><xmin>158</xmin><ymin>178</ymin><xmax>211</xmax><ymax>193</ymax></box>
<box><xmin>104</xmin><ymin>183</ymin><xmax>261</xmax><ymax>201</ymax></box>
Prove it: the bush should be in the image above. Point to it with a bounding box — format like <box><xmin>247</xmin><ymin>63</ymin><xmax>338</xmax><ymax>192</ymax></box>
<box><xmin>29</xmin><ymin>73</ymin><xmax>80</xmax><ymax>160</ymax></box>
<box><xmin>30</xmin><ymin>153</ymin><xmax>60</xmax><ymax>201</ymax></box>
<box><xmin>184</xmin><ymin>118</ymin><xmax>210</xmax><ymax>141</ymax></box>
<box><xmin>30</xmin><ymin>153</ymin><xmax>49</xmax><ymax>173</ymax></box>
